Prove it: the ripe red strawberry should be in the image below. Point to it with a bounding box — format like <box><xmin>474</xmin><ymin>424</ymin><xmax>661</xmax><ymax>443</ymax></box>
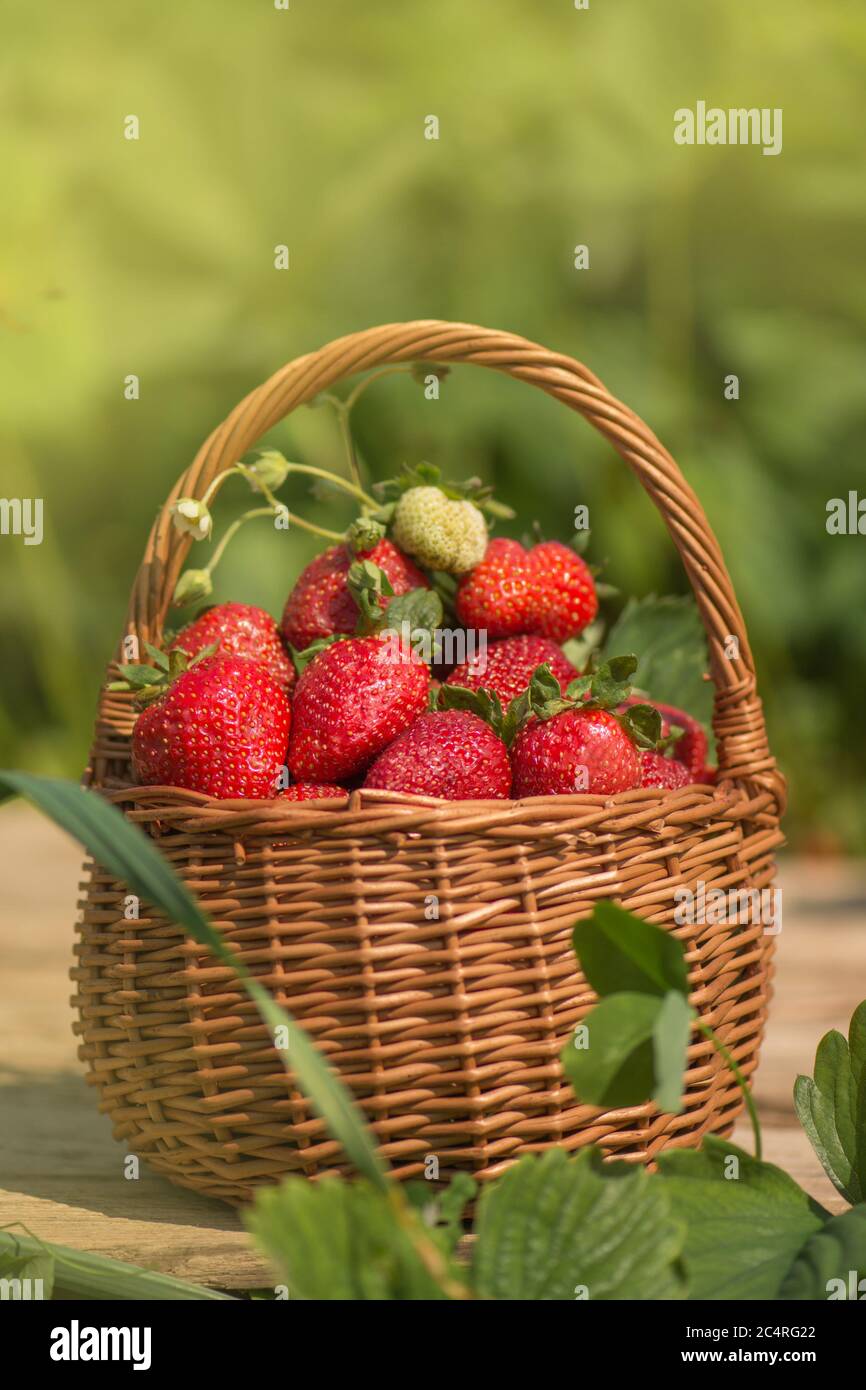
<box><xmin>639</xmin><ymin>751</ymin><xmax>692</xmax><ymax>790</ymax></box>
<box><xmin>364</xmin><ymin>709</ymin><xmax>512</xmax><ymax>799</ymax></box>
<box><xmin>455</xmin><ymin>539</ymin><xmax>597</xmax><ymax>642</ymax></box>
<box><xmin>287</xmin><ymin>636</ymin><xmax>430</xmax><ymax>782</ymax></box>
<box><xmin>445</xmin><ymin>635</ymin><xmax>578</xmax><ymax>707</ymax></box>
<box><xmin>171</xmin><ymin>601</ymin><xmax>294</xmax><ymax>694</ymax></box>
<box><xmin>281</xmin><ymin>540</ymin><xmax>428</xmax><ymax>651</ymax></box>
<box><xmin>132</xmin><ymin>655</ymin><xmax>291</xmax><ymax>799</ymax></box>
<box><xmin>511</xmin><ymin>707</ymin><xmax>641</xmax><ymax>797</ymax></box>
<box><xmin>279</xmin><ymin>782</ymin><xmax>348</xmax><ymax>800</ymax></box>
<box><xmin>620</xmin><ymin>696</ymin><xmax>709</xmax><ymax>780</ymax></box>
<box><xmin>529</xmin><ymin>541</ymin><xmax>599</xmax><ymax>644</ymax></box>
<box><xmin>454</xmin><ymin>538</ymin><xmax>536</xmax><ymax>639</ymax></box>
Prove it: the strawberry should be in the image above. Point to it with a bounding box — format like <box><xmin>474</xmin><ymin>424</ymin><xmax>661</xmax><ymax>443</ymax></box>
<box><xmin>392</xmin><ymin>485</ymin><xmax>488</xmax><ymax>574</ymax></box>
<box><xmin>281</xmin><ymin>540</ymin><xmax>428</xmax><ymax>651</ymax></box>
<box><xmin>529</xmin><ymin>541</ymin><xmax>599</xmax><ymax>644</ymax></box>
<box><xmin>445</xmin><ymin>634</ymin><xmax>578</xmax><ymax>707</ymax></box>
<box><xmin>170</xmin><ymin>601</ymin><xmax>294</xmax><ymax>694</ymax></box>
<box><xmin>639</xmin><ymin>751</ymin><xmax>692</xmax><ymax>790</ymax></box>
<box><xmin>455</xmin><ymin>539</ymin><xmax>597</xmax><ymax>643</ymax></box>
<box><xmin>279</xmin><ymin>782</ymin><xmax>348</xmax><ymax>800</ymax></box>
<box><xmin>509</xmin><ymin>657</ymin><xmax>659</xmax><ymax>797</ymax></box>
<box><xmin>620</xmin><ymin>696</ymin><xmax>709</xmax><ymax>780</ymax></box>
<box><xmin>287</xmin><ymin>635</ymin><xmax>430</xmax><ymax>782</ymax></box>
<box><xmin>454</xmin><ymin>538</ymin><xmax>536</xmax><ymax>639</ymax></box>
<box><xmin>129</xmin><ymin>655</ymin><xmax>291</xmax><ymax>799</ymax></box>
<box><xmin>364</xmin><ymin>709</ymin><xmax>512</xmax><ymax>799</ymax></box>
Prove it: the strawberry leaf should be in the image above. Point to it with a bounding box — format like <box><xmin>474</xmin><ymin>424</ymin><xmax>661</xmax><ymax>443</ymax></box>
<box><xmin>620</xmin><ymin>702</ymin><xmax>663</xmax><ymax>750</ymax></box>
<box><xmin>793</xmin><ymin>1002</ymin><xmax>866</xmax><ymax>1205</ymax></box>
<box><xmin>348</xmin><ymin>559</ymin><xmax>394</xmax><ymax>633</ymax></box>
<box><xmin>382</xmin><ymin>588</ymin><xmax>443</xmax><ymax>652</ymax></box>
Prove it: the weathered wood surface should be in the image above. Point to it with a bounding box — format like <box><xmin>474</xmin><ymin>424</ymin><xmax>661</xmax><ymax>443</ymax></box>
<box><xmin>1</xmin><ymin>804</ymin><xmax>864</xmax><ymax>1289</ymax></box>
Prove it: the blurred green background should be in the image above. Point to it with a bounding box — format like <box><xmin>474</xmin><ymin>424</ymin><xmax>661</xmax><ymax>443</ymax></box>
<box><xmin>1</xmin><ymin>0</ymin><xmax>864</xmax><ymax>849</ymax></box>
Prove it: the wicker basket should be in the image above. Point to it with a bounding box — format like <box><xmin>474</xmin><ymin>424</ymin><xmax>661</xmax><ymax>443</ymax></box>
<box><xmin>72</xmin><ymin>320</ymin><xmax>785</xmax><ymax>1205</ymax></box>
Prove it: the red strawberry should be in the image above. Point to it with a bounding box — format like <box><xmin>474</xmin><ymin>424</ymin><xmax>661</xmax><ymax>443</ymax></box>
<box><xmin>639</xmin><ymin>751</ymin><xmax>692</xmax><ymax>790</ymax></box>
<box><xmin>132</xmin><ymin>655</ymin><xmax>291</xmax><ymax>799</ymax></box>
<box><xmin>620</xmin><ymin>696</ymin><xmax>709</xmax><ymax>780</ymax></box>
<box><xmin>281</xmin><ymin>540</ymin><xmax>428</xmax><ymax>651</ymax></box>
<box><xmin>364</xmin><ymin>709</ymin><xmax>512</xmax><ymax>799</ymax></box>
<box><xmin>453</xmin><ymin>538</ymin><xmax>536</xmax><ymax>639</ymax></box>
<box><xmin>529</xmin><ymin>541</ymin><xmax>598</xmax><ymax>644</ymax></box>
<box><xmin>511</xmin><ymin>707</ymin><xmax>641</xmax><ymax>797</ymax></box>
<box><xmin>455</xmin><ymin>539</ymin><xmax>597</xmax><ymax>643</ymax></box>
<box><xmin>287</xmin><ymin>636</ymin><xmax>430</xmax><ymax>782</ymax></box>
<box><xmin>280</xmin><ymin>782</ymin><xmax>348</xmax><ymax>800</ymax></box>
<box><xmin>445</xmin><ymin>635</ymin><xmax>578</xmax><ymax>707</ymax></box>
<box><xmin>171</xmin><ymin>601</ymin><xmax>295</xmax><ymax>694</ymax></box>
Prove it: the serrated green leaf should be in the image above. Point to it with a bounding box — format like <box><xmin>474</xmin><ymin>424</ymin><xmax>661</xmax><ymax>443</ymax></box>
<box><xmin>793</xmin><ymin>1002</ymin><xmax>866</xmax><ymax>1204</ymax></box>
<box><xmin>0</xmin><ymin>771</ymin><xmax>386</xmax><ymax>1191</ymax></box>
<box><xmin>779</xmin><ymin>1204</ymin><xmax>866</xmax><ymax>1300</ymax></box>
<box><xmin>245</xmin><ymin>1178</ymin><xmax>463</xmax><ymax>1300</ymax></box>
<box><xmin>572</xmin><ymin>900</ymin><xmax>690</xmax><ymax>1000</ymax></box>
<box><xmin>601</xmin><ymin>595</ymin><xmax>713</xmax><ymax>734</ymax></box>
<box><xmin>382</xmin><ymin>587</ymin><xmax>443</xmax><ymax>648</ymax></box>
<box><xmin>658</xmin><ymin>1136</ymin><xmax>828</xmax><ymax>1299</ymax></box>
<box><xmin>620</xmin><ymin>702</ymin><xmax>663</xmax><ymax>750</ymax></box>
<box><xmin>473</xmin><ymin>1149</ymin><xmax>686</xmax><ymax>1300</ymax></box>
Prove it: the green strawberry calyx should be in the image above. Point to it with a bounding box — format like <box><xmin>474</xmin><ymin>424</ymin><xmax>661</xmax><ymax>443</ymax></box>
<box><xmin>523</xmin><ymin>655</ymin><xmax>662</xmax><ymax>749</ymax></box>
<box><xmin>107</xmin><ymin>642</ymin><xmax>220</xmax><ymax>706</ymax></box>
<box><xmin>346</xmin><ymin>560</ymin><xmax>444</xmax><ymax>651</ymax></box>
<box><xmin>371</xmin><ymin>462</ymin><xmax>515</xmax><ymax>523</ymax></box>
<box><xmin>437</xmin><ymin>682</ymin><xmax>527</xmax><ymax>748</ymax></box>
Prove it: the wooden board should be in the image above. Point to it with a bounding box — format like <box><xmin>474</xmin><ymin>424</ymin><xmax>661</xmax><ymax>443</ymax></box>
<box><xmin>1</xmin><ymin>803</ymin><xmax>864</xmax><ymax>1289</ymax></box>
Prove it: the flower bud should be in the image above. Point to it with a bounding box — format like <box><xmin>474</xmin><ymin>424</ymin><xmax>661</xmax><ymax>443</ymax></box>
<box><xmin>247</xmin><ymin>450</ymin><xmax>290</xmax><ymax>494</ymax></box>
<box><xmin>172</xmin><ymin>568</ymin><xmax>213</xmax><ymax>607</ymax></box>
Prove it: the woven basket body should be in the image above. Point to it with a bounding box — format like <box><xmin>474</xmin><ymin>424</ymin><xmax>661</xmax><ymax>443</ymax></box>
<box><xmin>72</xmin><ymin>321</ymin><xmax>785</xmax><ymax>1204</ymax></box>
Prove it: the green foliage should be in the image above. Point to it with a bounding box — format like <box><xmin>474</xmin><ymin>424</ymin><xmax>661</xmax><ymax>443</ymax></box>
<box><xmin>601</xmin><ymin>596</ymin><xmax>713</xmax><ymax>732</ymax></box>
<box><xmin>657</xmin><ymin>1138</ymin><xmax>828</xmax><ymax>1300</ymax></box>
<box><xmin>472</xmin><ymin>1149</ymin><xmax>686</xmax><ymax>1301</ymax></box>
<box><xmin>779</xmin><ymin>1205</ymin><xmax>866</xmax><ymax>1301</ymax></box>
<box><xmin>563</xmin><ymin>903</ymin><xmax>693</xmax><ymax>1113</ymax></box>
<box><xmin>794</xmin><ymin>1002</ymin><xmax>866</xmax><ymax>1204</ymax></box>
<box><xmin>245</xmin><ymin>1180</ymin><xmax>464</xmax><ymax>1301</ymax></box>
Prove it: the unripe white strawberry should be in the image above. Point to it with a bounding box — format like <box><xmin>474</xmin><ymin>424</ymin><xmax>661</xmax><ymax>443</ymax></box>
<box><xmin>392</xmin><ymin>486</ymin><xmax>488</xmax><ymax>574</ymax></box>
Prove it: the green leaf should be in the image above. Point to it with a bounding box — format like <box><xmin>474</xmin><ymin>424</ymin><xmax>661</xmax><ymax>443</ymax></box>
<box><xmin>561</xmin><ymin>990</ymin><xmax>691</xmax><ymax>1112</ymax></box>
<box><xmin>381</xmin><ymin>587</ymin><xmax>443</xmax><ymax>649</ymax></box>
<box><xmin>0</xmin><ymin>771</ymin><xmax>386</xmax><ymax>1191</ymax></box>
<box><xmin>0</xmin><ymin>1243</ymin><xmax>54</xmax><ymax>1299</ymax></box>
<box><xmin>620</xmin><ymin>702</ymin><xmax>663</xmax><ymax>750</ymax></box>
<box><xmin>652</xmin><ymin>990</ymin><xmax>694</xmax><ymax>1113</ymax></box>
<box><xmin>403</xmin><ymin>1173</ymin><xmax>477</xmax><ymax>1258</ymax></box>
<box><xmin>472</xmin><ymin>1149</ymin><xmax>686</xmax><ymax>1300</ymax></box>
<box><xmin>572</xmin><ymin>900</ymin><xmax>690</xmax><ymax>1000</ymax></box>
<box><xmin>245</xmin><ymin>1178</ymin><xmax>463</xmax><ymax>1300</ymax></box>
<box><xmin>779</xmin><ymin>1205</ymin><xmax>866</xmax><ymax>1301</ymax></box>
<box><xmin>793</xmin><ymin>1002</ymin><xmax>866</xmax><ymax>1205</ymax></box>
<box><xmin>437</xmin><ymin>682</ymin><xmax>503</xmax><ymax>731</ymax></box>
<box><xmin>601</xmin><ymin>595</ymin><xmax>713</xmax><ymax>732</ymax></box>
<box><xmin>658</xmin><ymin>1136</ymin><xmax>828</xmax><ymax>1299</ymax></box>
<box><xmin>562</xmin><ymin>992</ymin><xmax>658</xmax><ymax>1108</ymax></box>
<box><xmin>0</xmin><ymin>1231</ymin><xmax>231</xmax><ymax>1300</ymax></box>
<box><xmin>347</xmin><ymin>559</ymin><xmax>394</xmax><ymax>632</ymax></box>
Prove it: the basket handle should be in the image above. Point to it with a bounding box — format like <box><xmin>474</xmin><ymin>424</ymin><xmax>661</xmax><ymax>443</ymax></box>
<box><xmin>125</xmin><ymin>319</ymin><xmax>782</xmax><ymax>802</ymax></box>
